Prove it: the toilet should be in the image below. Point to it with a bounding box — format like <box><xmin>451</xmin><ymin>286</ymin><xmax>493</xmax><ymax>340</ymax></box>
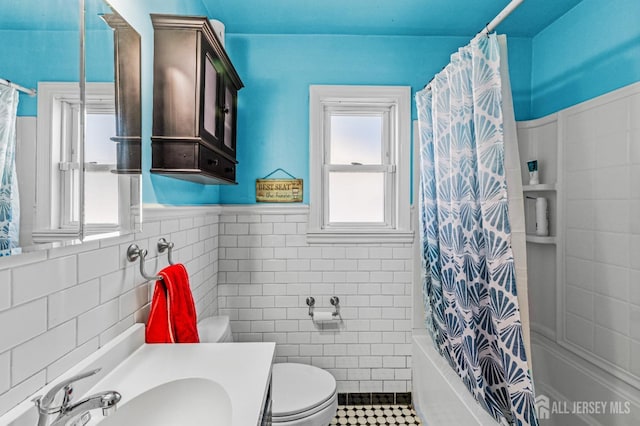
<box><xmin>198</xmin><ymin>316</ymin><xmax>338</xmax><ymax>426</ymax></box>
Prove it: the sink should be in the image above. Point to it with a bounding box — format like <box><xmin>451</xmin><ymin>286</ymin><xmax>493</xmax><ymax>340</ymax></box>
<box><xmin>0</xmin><ymin>326</ymin><xmax>274</xmax><ymax>426</ymax></box>
<box><xmin>97</xmin><ymin>378</ymin><xmax>231</xmax><ymax>425</ymax></box>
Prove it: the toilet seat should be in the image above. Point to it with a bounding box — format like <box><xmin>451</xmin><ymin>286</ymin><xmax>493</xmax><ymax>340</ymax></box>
<box><xmin>272</xmin><ymin>363</ymin><xmax>338</xmax><ymax>424</ymax></box>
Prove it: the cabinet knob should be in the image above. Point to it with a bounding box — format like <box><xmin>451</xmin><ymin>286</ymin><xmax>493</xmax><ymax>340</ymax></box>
<box><xmin>223</xmin><ymin>107</ymin><xmax>230</xmax><ymax>114</ymax></box>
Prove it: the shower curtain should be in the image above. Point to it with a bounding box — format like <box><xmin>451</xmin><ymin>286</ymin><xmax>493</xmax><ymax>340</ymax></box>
<box><xmin>416</xmin><ymin>34</ymin><xmax>537</xmax><ymax>426</ymax></box>
<box><xmin>0</xmin><ymin>85</ymin><xmax>20</xmax><ymax>254</ymax></box>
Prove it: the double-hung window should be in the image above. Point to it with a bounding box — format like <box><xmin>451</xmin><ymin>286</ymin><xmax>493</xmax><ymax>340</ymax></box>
<box><xmin>308</xmin><ymin>85</ymin><xmax>412</xmax><ymax>243</ymax></box>
<box><xmin>34</xmin><ymin>82</ymin><xmax>120</xmax><ymax>241</ymax></box>
<box><xmin>59</xmin><ymin>96</ymin><xmax>119</xmax><ymax>230</ymax></box>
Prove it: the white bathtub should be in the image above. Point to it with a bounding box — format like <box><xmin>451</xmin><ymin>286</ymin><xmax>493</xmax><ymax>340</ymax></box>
<box><xmin>412</xmin><ymin>334</ymin><xmax>500</xmax><ymax>426</ymax></box>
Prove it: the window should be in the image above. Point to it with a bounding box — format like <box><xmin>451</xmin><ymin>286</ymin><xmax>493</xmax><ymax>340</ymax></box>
<box><xmin>34</xmin><ymin>82</ymin><xmax>122</xmax><ymax>241</ymax></box>
<box><xmin>84</xmin><ymin>109</ymin><xmax>119</xmax><ymax>228</ymax></box>
<box><xmin>308</xmin><ymin>85</ymin><xmax>412</xmax><ymax>243</ymax></box>
<box><xmin>58</xmin><ymin>97</ymin><xmax>119</xmax><ymax>230</ymax></box>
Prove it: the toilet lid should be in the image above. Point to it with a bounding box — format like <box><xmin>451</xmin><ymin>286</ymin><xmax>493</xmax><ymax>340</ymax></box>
<box><xmin>271</xmin><ymin>363</ymin><xmax>337</xmax><ymax>418</ymax></box>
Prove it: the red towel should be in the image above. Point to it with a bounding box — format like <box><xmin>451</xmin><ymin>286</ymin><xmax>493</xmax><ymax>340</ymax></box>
<box><xmin>146</xmin><ymin>264</ymin><xmax>200</xmax><ymax>344</ymax></box>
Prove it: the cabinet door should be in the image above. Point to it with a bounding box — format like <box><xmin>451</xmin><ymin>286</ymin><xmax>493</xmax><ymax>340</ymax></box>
<box><xmin>221</xmin><ymin>79</ymin><xmax>238</xmax><ymax>157</ymax></box>
<box><xmin>201</xmin><ymin>52</ymin><xmax>223</xmax><ymax>146</ymax></box>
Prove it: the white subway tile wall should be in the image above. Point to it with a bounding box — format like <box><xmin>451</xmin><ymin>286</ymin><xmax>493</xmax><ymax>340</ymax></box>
<box><xmin>563</xmin><ymin>88</ymin><xmax>640</xmax><ymax>379</ymax></box>
<box><xmin>0</xmin><ymin>208</ymin><xmax>220</xmax><ymax>416</ymax></box>
<box><xmin>0</xmin><ymin>271</ymin><xmax>9</xmax><ymax>312</ymax></box>
<box><xmin>217</xmin><ymin>207</ymin><xmax>413</xmax><ymax>394</ymax></box>
<box><xmin>0</xmin><ymin>352</ymin><xmax>9</xmax><ymax>395</ymax></box>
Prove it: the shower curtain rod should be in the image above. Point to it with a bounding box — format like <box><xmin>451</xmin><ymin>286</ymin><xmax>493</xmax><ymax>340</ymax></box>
<box><xmin>423</xmin><ymin>0</ymin><xmax>525</xmax><ymax>91</ymax></box>
<box><xmin>0</xmin><ymin>78</ymin><xmax>37</xmax><ymax>96</ymax></box>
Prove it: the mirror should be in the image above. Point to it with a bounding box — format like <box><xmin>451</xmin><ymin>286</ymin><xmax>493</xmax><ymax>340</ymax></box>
<box><xmin>84</xmin><ymin>0</ymin><xmax>141</xmax><ymax>240</ymax></box>
<box><xmin>0</xmin><ymin>0</ymin><xmax>141</xmax><ymax>257</ymax></box>
<box><xmin>1</xmin><ymin>0</ymin><xmax>82</xmax><ymax>254</ymax></box>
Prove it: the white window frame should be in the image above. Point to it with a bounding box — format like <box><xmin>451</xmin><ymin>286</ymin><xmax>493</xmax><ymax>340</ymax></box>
<box><xmin>34</xmin><ymin>82</ymin><xmax>120</xmax><ymax>242</ymax></box>
<box><xmin>308</xmin><ymin>85</ymin><xmax>413</xmax><ymax>243</ymax></box>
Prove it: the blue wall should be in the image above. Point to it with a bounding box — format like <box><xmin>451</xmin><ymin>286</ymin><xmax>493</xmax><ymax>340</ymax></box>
<box><xmin>9</xmin><ymin>1</ymin><xmax>640</xmax><ymax>205</ymax></box>
<box><xmin>1</xmin><ymin>0</ymin><xmax>113</xmax><ymax>117</ymax></box>
<box><xmin>2</xmin><ymin>0</ymin><xmax>533</xmax><ymax>206</ymax></box>
<box><xmin>530</xmin><ymin>0</ymin><xmax>640</xmax><ymax>118</ymax></box>
<box><xmin>220</xmin><ymin>34</ymin><xmax>532</xmax><ymax>204</ymax></box>
<box><xmin>29</xmin><ymin>0</ymin><xmax>640</xmax><ymax>205</ymax></box>
<box><xmin>1</xmin><ymin>30</ymin><xmax>80</xmax><ymax>116</ymax></box>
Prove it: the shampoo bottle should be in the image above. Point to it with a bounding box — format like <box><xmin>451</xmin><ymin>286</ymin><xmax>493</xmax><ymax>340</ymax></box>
<box><xmin>527</xmin><ymin>160</ymin><xmax>539</xmax><ymax>185</ymax></box>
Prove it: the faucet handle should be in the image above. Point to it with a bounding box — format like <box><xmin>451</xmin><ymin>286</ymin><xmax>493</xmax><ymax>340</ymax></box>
<box><xmin>61</xmin><ymin>384</ymin><xmax>74</xmax><ymax>408</ymax></box>
<box><xmin>35</xmin><ymin>368</ymin><xmax>102</xmax><ymax>411</ymax></box>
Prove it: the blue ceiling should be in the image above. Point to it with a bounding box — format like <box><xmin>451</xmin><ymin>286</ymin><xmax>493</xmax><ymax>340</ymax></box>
<box><xmin>1</xmin><ymin>0</ymin><xmax>584</xmax><ymax>37</ymax></box>
<box><xmin>200</xmin><ymin>0</ymin><xmax>585</xmax><ymax>37</ymax></box>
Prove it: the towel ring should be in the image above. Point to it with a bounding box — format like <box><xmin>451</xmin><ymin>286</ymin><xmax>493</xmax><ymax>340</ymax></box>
<box><xmin>157</xmin><ymin>238</ymin><xmax>175</xmax><ymax>265</ymax></box>
<box><xmin>127</xmin><ymin>244</ymin><xmax>163</xmax><ymax>281</ymax></box>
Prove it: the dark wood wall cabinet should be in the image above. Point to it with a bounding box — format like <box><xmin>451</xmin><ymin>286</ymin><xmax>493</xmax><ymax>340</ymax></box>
<box><xmin>150</xmin><ymin>14</ymin><xmax>243</xmax><ymax>185</ymax></box>
<box><xmin>103</xmin><ymin>13</ymin><xmax>142</xmax><ymax>174</ymax></box>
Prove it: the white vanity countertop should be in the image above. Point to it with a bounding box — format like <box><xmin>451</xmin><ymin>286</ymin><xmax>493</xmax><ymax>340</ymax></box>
<box><xmin>86</xmin><ymin>342</ymin><xmax>275</xmax><ymax>426</ymax></box>
<box><xmin>0</xmin><ymin>325</ymin><xmax>275</xmax><ymax>426</ymax></box>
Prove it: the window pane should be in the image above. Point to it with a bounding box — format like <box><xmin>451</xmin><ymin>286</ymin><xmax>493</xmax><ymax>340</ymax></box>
<box><xmin>330</xmin><ymin>115</ymin><xmax>382</xmax><ymax>164</ymax></box>
<box><xmin>329</xmin><ymin>172</ymin><xmax>384</xmax><ymax>223</ymax></box>
<box><xmin>84</xmin><ymin>113</ymin><xmax>118</xmax><ymax>225</ymax></box>
<box><xmin>85</xmin><ymin>113</ymin><xmax>116</xmax><ymax>163</ymax></box>
<box><xmin>85</xmin><ymin>172</ymin><xmax>119</xmax><ymax>224</ymax></box>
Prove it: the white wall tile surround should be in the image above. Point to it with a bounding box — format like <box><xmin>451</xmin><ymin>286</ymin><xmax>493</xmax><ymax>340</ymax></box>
<box><xmin>518</xmin><ymin>82</ymin><xmax>640</xmax><ymax>425</ymax></box>
<box><xmin>217</xmin><ymin>205</ymin><xmax>414</xmax><ymax>394</ymax></box>
<box><xmin>561</xmin><ymin>84</ymin><xmax>640</xmax><ymax>386</ymax></box>
<box><xmin>0</xmin><ymin>206</ymin><xmax>220</xmax><ymax>417</ymax></box>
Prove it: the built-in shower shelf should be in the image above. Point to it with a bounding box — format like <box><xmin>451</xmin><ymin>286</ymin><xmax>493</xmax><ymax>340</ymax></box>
<box><xmin>525</xmin><ymin>235</ymin><xmax>557</xmax><ymax>244</ymax></box>
<box><xmin>523</xmin><ymin>183</ymin><xmax>557</xmax><ymax>192</ymax></box>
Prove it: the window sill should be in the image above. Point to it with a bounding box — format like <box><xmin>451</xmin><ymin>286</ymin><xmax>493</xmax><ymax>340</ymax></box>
<box><xmin>306</xmin><ymin>229</ymin><xmax>414</xmax><ymax>244</ymax></box>
<box><xmin>32</xmin><ymin>226</ymin><xmax>121</xmax><ymax>243</ymax></box>
<box><xmin>32</xmin><ymin>229</ymin><xmax>82</xmax><ymax>243</ymax></box>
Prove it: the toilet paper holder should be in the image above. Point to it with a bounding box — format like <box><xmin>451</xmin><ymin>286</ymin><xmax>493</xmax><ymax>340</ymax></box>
<box><xmin>305</xmin><ymin>296</ymin><xmax>340</xmax><ymax>318</ymax></box>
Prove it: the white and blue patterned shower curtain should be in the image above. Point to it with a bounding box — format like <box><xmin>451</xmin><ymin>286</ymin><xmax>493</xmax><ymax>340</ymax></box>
<box><xmin>415</xmin><ymin>34</ymin><xmax>537</xmax><ymax>426</ymax></box>
<box><xmin>0</xmin><ymin>85</ymin><xmax>20</xmax><ymax>254</ymax></box>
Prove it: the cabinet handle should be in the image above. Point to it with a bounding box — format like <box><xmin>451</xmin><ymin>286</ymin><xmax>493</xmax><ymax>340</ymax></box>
<box><xmin>225</xmin><ymin>166</ymin><xmax>234</xmax><ymax>173</ymax></box>
<box><xmin>207</xmin><ymin>159</ymin><xmax>219</xmax><ymax>166</ymax></box>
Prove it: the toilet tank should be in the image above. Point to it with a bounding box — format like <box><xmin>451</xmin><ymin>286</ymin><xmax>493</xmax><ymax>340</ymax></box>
<box><xmin>197</xmin><ymin>316</ymin><xmax>233</xmax><ymax>343</ymax></box>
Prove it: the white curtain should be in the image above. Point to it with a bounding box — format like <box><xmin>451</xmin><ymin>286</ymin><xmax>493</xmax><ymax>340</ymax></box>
<box><xmin>0</xmin><ymin>85</ymin><xmax>20</xmax><ymax>254</ymax></box>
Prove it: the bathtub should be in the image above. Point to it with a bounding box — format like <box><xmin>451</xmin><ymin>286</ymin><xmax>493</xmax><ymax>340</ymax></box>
<box><xmin>412</xmin><ymin>334</ymin><xmax>499</xmax><ymax>426</ymax></box>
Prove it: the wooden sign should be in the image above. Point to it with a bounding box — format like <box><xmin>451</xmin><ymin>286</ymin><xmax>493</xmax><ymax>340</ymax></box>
<box><xmin>256</xmin><ymin>178</ymin><xmax>303</xmax><ymax>203</ymax></box>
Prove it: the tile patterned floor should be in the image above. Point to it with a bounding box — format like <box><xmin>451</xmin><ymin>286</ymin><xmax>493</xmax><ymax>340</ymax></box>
<box><xmin>330</xmin><ymin>404</ymin><xmax>423</xmax><ymax>425</ymax></box>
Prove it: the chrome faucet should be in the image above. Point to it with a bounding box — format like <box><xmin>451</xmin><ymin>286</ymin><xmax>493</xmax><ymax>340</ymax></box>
<box><xmin>33</xmin><ymin>368</ymin><xmax>121</xmax><ymax>426</ymax></box>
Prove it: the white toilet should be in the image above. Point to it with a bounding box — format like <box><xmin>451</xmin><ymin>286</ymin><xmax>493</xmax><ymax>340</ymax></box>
<box><xmin>198</xmin><ymin>316</ymin><xmax>338</xmax><ymax>426</ymax></box>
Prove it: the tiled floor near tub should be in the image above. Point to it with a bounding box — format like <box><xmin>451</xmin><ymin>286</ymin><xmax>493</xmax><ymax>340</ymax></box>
<box><xmin>330</xmin><ymin>404</ymin><xmax>423</xmax><ymax>425</ymax></box>
<box><xmin>329</xmin><ymin>393</ymin><xmax>422</xmax><ymax>425</ymax></box>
